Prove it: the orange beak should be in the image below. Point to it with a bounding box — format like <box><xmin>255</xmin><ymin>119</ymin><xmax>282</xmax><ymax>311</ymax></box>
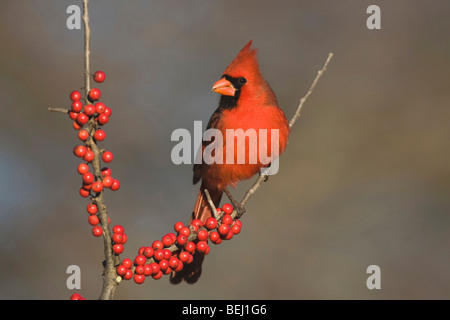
<box><xmin>211</xmin><ymin>77</ymin><xmax>236</xmax><ymax>96</ymax></box>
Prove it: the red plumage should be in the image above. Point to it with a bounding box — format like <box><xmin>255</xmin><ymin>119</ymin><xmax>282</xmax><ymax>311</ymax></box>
<box><xmin>170</xmin><ymin>41</ymin><xmax>290</xmax><ymax>284</ymax></box>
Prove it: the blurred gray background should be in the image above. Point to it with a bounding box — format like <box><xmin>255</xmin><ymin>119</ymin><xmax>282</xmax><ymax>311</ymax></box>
<box><xmin>1</xmin><ymin>0</ymin><xmax>449</xmax><ymax>299</ymax></box>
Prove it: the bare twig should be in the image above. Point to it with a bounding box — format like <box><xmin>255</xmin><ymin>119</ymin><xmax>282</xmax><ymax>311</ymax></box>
<box><xmin>48</xmin><ymin>107</ymin><xmax>69</xmax><ymax>113</ymax></box>
<box><xmin>204</xmin><ymin>189</ymin><xmax>219</xmax><ymax>219</ymax></box>
<box><xmin>234</xmin><ymin>53</ymin><xmax>334</xmax><ymax>210</ymax></box>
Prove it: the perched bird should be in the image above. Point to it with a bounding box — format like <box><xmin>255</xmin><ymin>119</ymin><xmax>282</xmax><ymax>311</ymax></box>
<box><xmin>170</xmin><ymin>41</ymin><xmax>290</xmax><ymax>284</ymax></box>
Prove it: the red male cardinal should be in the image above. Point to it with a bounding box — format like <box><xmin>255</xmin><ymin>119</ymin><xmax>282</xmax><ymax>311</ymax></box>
<box><xmin>170</xmin><ymin>41</ymin><xmax>290</xmax><ymax>284</ymax></box>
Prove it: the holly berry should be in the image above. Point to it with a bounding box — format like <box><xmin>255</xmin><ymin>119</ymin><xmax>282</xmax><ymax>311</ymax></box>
<box><xmin>73</xmin><ymin>121</ymin><xmax>82</xmax><ymax>130</ymax></box>
<box><xmin>103</xmin><ymin>107</ymin><xmax>112</xmax><ymax>117</ymax></box>
<box><xmin>162</xmin><ymin>234</ymin><xmax>174</xmax><ymax>247</ymax></box>
<box><xmin>135</xmin><ymin>265</ymin><xmax>145</xmax><ymax>275</ymax></box>
<box><xmin>152</xmin><ymin>240</ymin><xmax>164</xmax><ymax>250</ymax></box>
<box><xmin>205</xmin><ymin>217</ymin><xmax>218</xmax><ymax>230</ymax></box>
<box><xmin>150</xmin><ymin>262</ymin><xmax>160</xmax><ymax>275</ymax></box>
<box><xmin>222</xmin><ymin>203</ymin><xmax>233</xmax><ymax>214</ymax></box>
<box><xmin>92</xmin><ymin>226</ymin><xmax>103</xmax><ymax>237</ymax></box>
<box><xmin>179</xmin><ymin>251</ymin><xmax>191</xmax><ymax>263</ymax></box>
<box><xmin>97</xmin><ymin>113</ymin><xmax>109</xmax><ymax>125</ymax></box>
<box><xmin>83</xmin><ymin>150</ymin><xmax>95</xmax><ymax>162</ymax></box>
<box><xmin>70</xmin><ymin>293</ymin><xmax>83</xmax><ymax>300</ymax></box>
<box><xmin>70</xmin><ymin>91</ymin><xmax>82</xmax><ymax>102</ymax></box>
<box><xmin>93</xmin><ymin>129</ymin><xmax>106</xmax><ymax>141</ymax></box>
<box><xmin>152</xmin><ymin>270</ymin><xmax>163</xmax><ymax>280</ymax></box>
<box><xmin>84</xmin><ymin>104</ymin><xmax>96</xmax><ymax>116</ymax></box>
<box><xmin>134</xmin><ymin>254</ymin><xmax>146</xmax><ymax>266</ymax></box>
<box><xmin>71</xmin><ymin>101</ymin><xmax>83</xmax><ymax>113</ymax></box>
<box><xmin>79</xmin><ymin>187</ymin><xmax>90</xmax><ymax>198</ymax></box>
<box><xmin>113</xmin><ymin>244</ymin><xmax>124</xmax><ymax>254</ymax></box>
<box><xmin>169</xmin><ymin>256</ymin><xmax>179</xmax><ymax>269</ymax></box>
<box><xmin>134</xmin><ymin>274</ymin><xmax>145</xmax><ymax>284</ymax></box>
<box><xmin>77</xmin><ymin>163</ymin><xmax>89</xmax><ymax>175</ymax></box>
<box><xmin>101</xmin><ymin>167</ymin><xmax>112</xmax><ymax>177</ymax></box>
<box><xmin>88</xmin><ymin>215</ymin><xmax>99</xmax><ymax>226</ymax></box>
<box><xmin>102</xmin><ymin>175</ymin><xmax>113</xmax><ymax>188</ymax></box>
<box><xmin>185</xmin><ymin>241</ymin><xmax>196</xmax><ymax>254</ymax></box>
<box><xmin>78</xmin><ymin>129</ymin><xmax>89</xmax><ymax>141</ymax></box>
<box><xmin>69</xmin><ymin>111</ymin><xmax>79</xmax><ymax>120</ymax></box>
<box><xmin>197</xmin><ymin>229</ymin><xmax>208</xmax><ymax>241</ymax></box>
<box><xmin>73</xmin><ymin>145</ymin><xmax>87</xmax><ymax>158</ymax></box>
<box><xmin>88</xmin><ymin>88</ymin><xmax>101</xmax><ymax>101</ymax></box>
<box><xmin>123</xmin><ymin>269</ymin><xmax>133</xmax><ymax>280</ymax></box>
<box><xmin>93</xmin><ymin>71</ymin><xmax>106</xmax><ymax>83</ymax></box>
<box><xmin>218</xmin><ymin>224</ymin><xmax>230</xmax><ymax>236</ymax></box>
<box><xmin>95</xmin><ymin>102</ymin><xmax>106</xmax><ymax>114</ymax></box>
<box><xmin>87</xmin><ymin>203</ymin><xmax>98</xmax><ymax>215</ymax></box>
<box><xmin>209</xmin><ymin>231</ymin><xmax>221</xmax><ymax>244</ymax></box>
<box><xmin>91</xmin><ymin>181</ymin><xmax>103</xmax><ymax>193</ymax></box>
<box><xmin>102</xmin><ymin>151</ymin><xmax>113</xmax><ymax>163</ymax></box>
<box><xmin>110</xmin><ymin>179</ymin><xmax>120</xmax><ymax>191</ymax></box>
<box><xmin>122</xmin><ymin>258</ymin><xmax>132</xmax><ymax>269</ymax></box>
<box><xmin>176</xmin><ymin>234</ymin><xmax>188</xmax><ymax>246</ymax></box>
<box><xmin>144</xmin><ymin>264</ymin><xmax>153</xmax><ymax>276</ymax></box>
<box><xmin>174</xmin><ymin>222</ymin><xmax>184</xmax><ymax>233</ymax></box>
<box><xmin>76</xmin><ymin>113</ymin><xmax>89</xmax><ymax>126</ymax></box>
<box><xmin>178</xmin><ymin>227</ymin><xmax>190</xmax><ymax>237</ymax></box>
<box><xmin>163</xmin><ymin>249</ymin><xmax>172</xmax><ymax>260</ymax></box>
<box><xmin>231</xmin><ymin>224</ymin><xmax>241</xmax><ymax>235</ymax></box>
<box><xmin>153</xmin><ymin>249</ymin><xmax>164</xmax><ymax>261</ymax></box>
<box><xmin>159</xmin><ymin>259</ymin><xmax>170</xmax><ymax>272</ymax></box>
<box><xmin>196</xmin><ymin>241</ymin><xmax>209</xmax><ymax>254</ymax></box>
<box><xmin>191</xmin><ymin>219</ymin><xmax>203</xmax><ymax>229</ymax></box>
<box><xmin>143</xmin><ymin>247</ymin><xmax>154</xmax><ymax>258</ymax></box>
<box><xmin>112</xmin><ymin>233</ymin><xmax>124</xmax><ymax>244</ymax></box>
<box><xmin>222</xmin><ymin>214</ymin><xmax>233</xmax><ymax>225</ymax></box>
<box><xmin>116</xmin><ymin>264</ymin><xmax>127</xmax><ymax>277</ymax></box>
<box><xmin>113</xmin><ymin>225</ymin><xmax>124</xmax><ymax>234</ymax></box>
<box><xmin>82</xmin><ymin>172</ymin><xmax>94</xmax><ymax>184</ymax></box>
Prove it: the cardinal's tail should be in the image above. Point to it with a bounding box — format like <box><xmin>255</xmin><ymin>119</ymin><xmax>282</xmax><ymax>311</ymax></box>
<box><xmin>170</xmin><ymin>185</ymin><xmax>222</xmax><ymax>284</ymax></box>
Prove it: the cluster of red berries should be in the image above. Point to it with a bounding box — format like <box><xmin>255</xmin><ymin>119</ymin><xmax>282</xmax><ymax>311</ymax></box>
<box><xmin>116</xmin><ymin>203</ymin><xmax>242</xmax><ymax>284</ymax></box>
<box><xmin>70</xmin><ymin>71</ymin><xmax>120</xmax><ymax>237</ymax></box>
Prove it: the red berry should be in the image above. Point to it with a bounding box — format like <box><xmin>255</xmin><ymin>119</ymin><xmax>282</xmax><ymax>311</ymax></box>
<box><xmin>93</xmin><ymin>129</ymin><xmax>106</xmax><ymax>141</ymax></box>
<box><xmin>70</xmin><ymin>293</ymin><xmax>83</xmax><ymax>300</ymax></box>
<box><xmin>178</xmin><ymin>227</ymin><xmax>190</xmax><ymax>237</ymax></box>
<box><xmin>123</xmin><ymin>269</ymin><xmax>133</xmax><ymax>280</ymax></box>
<box><xmin>233</xmin><ymin>219</ymin><xmax>242</xmax><ymax>227</ymax></box>
<box><xmin>102</xmin><ymin>151</ymin><xmax>113</xmax><ymax>163</ymax></box>
<box><xmin>101</xmin><ymin>167</ymin><xmax>112</xmax><ymax>177</ymax></box>
<box><xmin>83</xmin><ymin>104</ymin><xmax>95</xmax><ymax>116</ymax></box>
<box><xmin>162</xmin><ymin>234</ymin><xmax>174</xmax><ymax>247</ymax></box>
<box><xmin>196</xmin><ymin>241</ymin><xmax>208</xmax><ymax>254</ymax></box>
<box><xmin>133</xmin><ymin>274</ymin><xmax>145</xmax><ymax>284</ymax></box>
<box><xmin>79</xmin><ymin>187</ymin><xmax>90</xmax><ymax>198</ymax></box>
<box><xmin>113</xmin><ymin>225</ymin><xmax>124</xmax><ymax>234</ymax></box>
<box><xmin>169</xmin><ymin>256</ymin><xmax>179</xmax><ymax>269</ymax></box>
<box><xmin>87</xmin><ymin>203</ymin><xmax>98</xmax><ymax>214</ymax></box>
<box><xmin>174</xmin><ymin>261</ymin><xmax>184</xmax><ymax>272</ymax></box>
<box><xmin>152</xmin><ymin>270</ymin><xmax>163</xmax><ymax>280</ymax></box>
<box><xmin>121</xmin><ymin>233</ymin><xmax>128</xmax><ymax>244</ymax></box>
<box><xmin>150</xmin><ymin>262</ymin><xmax>160</xmax><ymax>275</ymax></box>
<box><xmin>103</xmin><ymin>107</ymin><xmax>112</xmax><ymax>117</ymax></box>
<box><xmin>205</xmin><ymin>217</ymin><xmax>218</xmax><ymax>230</ymax></box>
<box><xmin>122</xmin><ymin>258</ymin><xmax>132</xmax><ymax>269</ymax></box>
<box><xmin>163</xmin><ymin>249</ymin><xmax>172</xmax><ymax>260</ymax></box>
<box><xmin>135</xmin><ymin>265</ymin><xmax>145</xmax><ymax>275</ymax></box>
<box><xmin>222</xmin><ymin>214</ymin><xmax>233</xmax><ymax>225</ymax></box>
<box><xmin>185</xmin><ymin>242</ymin><xmax>196</xmax><ymax>254</ymax></box>
<box><xmin>134</xmin><ymin>254</ymin><xmax>146</xmax><ymax>266</ymax></box>
<box><xmin>169</xmin><ymin>232</ymin><xmax>177</xmax><ymax>243</ymax></box>
<box><xmin>159</xmin><ymin>259</ymin><xmax>170</xmax><ymax>272</ymax></box>
<box><xmin>73</xmin><ymin>145</ymin><xmax>87</xmax><ymax>158</ymax></box>
<box><xmin>97</xmin><ymin>113</ymin><xmax>109</xmax><ymax>125</ymax></box>
<box><xmin>113</xmin><ymin>244</ymin><xmax>124</xmax><ymax>254</ymax></box>
<box><xmin>110</xmin><ymin>179</ymin><xmax>120</xmax><ymax>191</ymax></box>
<box><xmin>82</xmin><ymin>172</ymin><xmax>94</xmax><ymax>184</ymax></box>
<box><xmin>116</xmin><ymin>265</ymin><xmax>127</xmax><ymax>276</ymax></box>
<box><xmin>222</xmin><ymin>203</ymin><xmax>233</xmax><ymax>214</ymax></box>
<box><xmin>174</xmin><ymin>222</ymin><xmax>184</xmax><ymax>233</ymax></box>
<box><xmin>77</xmin><ymin>163</ymin><xmax>89</xmax><ymax>175</ymax></box>
<box><xmin>179</xmin><ymin>251</ymin><xmax>191</xmax><ymax>263</ymax></box>
<box><xmin>112</xmin><ymin>233</ymin><xmax>124</xmax><ymax>244</ymax></box>
<box><xmin>224</xmin><ymin>230</ymin><xmax>234</xmax><ymax>240</ymax></box>
<box><xmin>93</xmin><ymin>71</ymin><xmax>106</xmax><ymax>83</ymax></box>
<box><xmin>153</xmin><ymin>249</ymin><xmax>164</xmax><ymax>261</ymax></box>
<box><xmin>83</xmin><ymin>150</ymin><xmax>95</xmax><ymax>162</ymax></box>
<box><xmin>102</xmin><ymin>175</ymin><xmax>113</xmax><ymax>188</ymax></box>
<box><xmin>143</xmin><ymin>247</ymin><xmax>154</xmax><ymax>258</ymax></box>
<box><xmin>76</xmin><ymin>113</ymin><xmax>89</xmax><ymax>126</ymax></box>
<box><xmin>144</xmin><ymin>264</ymin><xmax>152</xmax><ymax>276</ymax></box>
<box><xmin>209</xmin><ymin>231</ymin><xmax>220</xmax><ymax>243</ymax></box>
<box><xmin>191</xmin><ymin>219</ymin><xmax>203</xmax><ymax>229</ymax></box>
<box><xmin>69</xmin><ymin>111</ymin><xmax>79</xmax><ymax>120</ymax></box>
<box><xmin>152</xmin><ymin>240</ymin><xmax>164</xmax><ymax>250</ymax></box>
<box><xmin>88</xmin><ymin>88</ymin><xmax>101</xmax><ymax>101</ymax></box>
<box><xmin>73</xmin><ymin>121</ymin><xmax>82</xmax><ymax>130</ymax></box>
<box><xmin>92</xmin><ymin>226</ymin><xmax>103</xmax><ymax>237</ymax></box>
<box><xmin>197</xmin><ymin>229</ymin><xmax>208</xmax><ymax>241</ymax></box>
<box><xmin>88</xmin><ymin>215</ymin><xmax>99</xmax><ymax>226</ymax></box>
<box><xmin>95</xmin><ymin>102</ymin><xmax>106</xmax><ymax>114</ymax></box>
<box><xmin>78</xmin><ymin>129</ymin><xmax>89</xmax><ymax>141</ymax></box>
<box><xmin>218</xmin><ymin>224</ymin><xmax>230</xmax><ymax>236</ymax></box>
<box><xmin>216</xmin><ymin>207</ymin><xmax>223</xmax><ymax>215</ymax></box>
<box><xmin>91</xmin><ymin>181</ymin><xmax>103</xmax><ymax>193</ymax></box>
<box><xmin>176</xmin><ymin>234</ymin><xmax>188</xmax><ymax>246</ymax></box>
<box><xmin>231</xmin><ymin>224</ymin><xmax>241</xmax><ymax>235</ymax></box>
<box><xmin>71</xmin><ymin>101</ymin><xmax>83</xmax><ymax>113</ymax></box>
<box><xmin>70</xmin><ymin>91</ymin><xmax>82</xmax><ymax>102</ymax></box>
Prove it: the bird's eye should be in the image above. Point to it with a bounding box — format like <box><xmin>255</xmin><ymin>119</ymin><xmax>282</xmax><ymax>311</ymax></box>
<box><xmin>238</xmin><ymin>77</ymin><xmax>247</xmax><ymax>84</ymax></box>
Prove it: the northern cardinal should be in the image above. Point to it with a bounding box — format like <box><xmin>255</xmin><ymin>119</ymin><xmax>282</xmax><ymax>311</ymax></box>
<box><xmin>170</xmin><ymin>41</ymin><xmax>290</xmax><ymax>284</ymax></box>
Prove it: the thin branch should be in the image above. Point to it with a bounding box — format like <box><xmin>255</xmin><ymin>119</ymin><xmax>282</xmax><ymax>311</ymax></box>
<box><xmin>204</xmin><ymin>189</ymin><xmax>219</xmax><ymax>219</ymax></box>
<box><xmin>235</xmin><ymin>53</ymin><xmax>334</xmax><ymax>210</ymax></box>
<box><xmin>48</xmin><ymin>107</ymin><xmax>69</xmax><ymax>113</ymax></box>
